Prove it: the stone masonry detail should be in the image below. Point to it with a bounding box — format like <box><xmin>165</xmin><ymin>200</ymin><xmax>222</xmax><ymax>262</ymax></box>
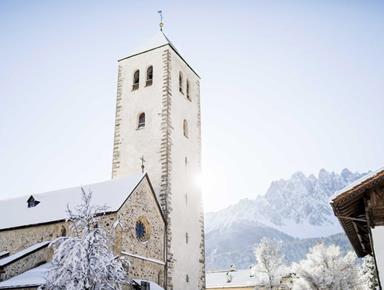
<box><xmin>196</xmin><ymin>79</ymin><xmax>206</xmax><ymax>290</ymax></box>
<box><xmin>160</xmin><ymin>48</ymin><xmax>174</xmax><ymax>290</ymax></box>
<box><xmin>112</xmin><ymin>64</ymin><xmax>124</xmax><ymax>178</ymax></box>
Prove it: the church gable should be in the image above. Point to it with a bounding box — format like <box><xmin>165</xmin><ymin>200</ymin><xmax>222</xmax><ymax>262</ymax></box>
<box><xmin>115</xmin><ymin>175</ymin><xmax>166</xmax><ymax>285</ymax></box>
<box><xmin>116</xmin><ymin>175</ymin><xmax>165</xmax><ymax>259</ymax></box>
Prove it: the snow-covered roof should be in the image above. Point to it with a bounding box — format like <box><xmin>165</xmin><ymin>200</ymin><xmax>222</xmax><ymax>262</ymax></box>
<box><xmin>0</xmin><ymin>173</ymin><xmax>146</xmax><ymax>231</ymax></box>
<box><xmin>206</xmin><ymin>269</ymin><xmax>259</xmax><ymax>288</ymax></box>
<box><xmin>330</xmin><ymin>167</ymin><xmax>384</xmax><ymax>202</ymax></box>
<box><xmin>0</xmin><ymin>241</ymin><xmax>50</xmax><ymax>267</ymax></box>
<box><xmin>0</xmin><ymin>264</ymin><xmax>165</xmax><ymax>290</ymax></box>
<box><xmin>0</xmin><ymin>251</ymin><xmax>9</xmax><ymax>259</ymax></box>
<box><xmin>132</xmin><ymin>279</ymin><xmax>164</xmax><ymax>290</ymax></box>
<box><xmin>330</xmin><ymin>167</ymin><xmax>384</xmax><ymax>258</ymax></box>
<box><xmin>0</xmin><ymin>263</ymin><xmax>50</xmax><ymax>289</ymax></box>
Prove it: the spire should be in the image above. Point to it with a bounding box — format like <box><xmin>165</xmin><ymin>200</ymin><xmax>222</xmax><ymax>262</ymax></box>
<box><xmin>140</xmin><ymin>156</ymin><xmax>146</xmax><ymax>173</ymax></box>
<box><xmin>158</xmin><ymin>10</ymin><xmax>164</xmax><ymax>31</ymax></box>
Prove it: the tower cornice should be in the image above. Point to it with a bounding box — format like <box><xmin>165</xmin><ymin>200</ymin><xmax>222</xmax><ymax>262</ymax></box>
<box><xmin>118</xmin><ymin>33</ymin><xmax>200</xmax><ymax>78</ymax></box>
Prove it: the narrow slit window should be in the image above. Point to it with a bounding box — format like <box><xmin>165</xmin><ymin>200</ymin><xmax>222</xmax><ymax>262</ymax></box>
<box><xmin>146</xmin><ymin>66</ymin><xmax>153</xmax><ymax>86</ymax></box>
<box><xmin>183</xmin><ymin>120</ymin><xmax>189</xmax><ymax>138</ymax></box>
<box><xmin>186</xmin><ymin>80</ymin><xmax>191</xmax><ymax>101</ymax></box>
<box><xmin>132</xmin><ymin>70</ymin><xmax>140</xmax><ymax>90</ymax></box>
<box><xmin>179</xmin><ymin>72</ymin><xmax>184</xmax><ymax>94</ymax></box>
<box><xmin>138</xmin><ymin>113</ymin><xmax>145</xmax><ymax>129</ymax></box>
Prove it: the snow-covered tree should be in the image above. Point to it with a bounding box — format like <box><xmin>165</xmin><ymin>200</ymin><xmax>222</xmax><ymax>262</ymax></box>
<box><xmin>40</xmin><ymin>188</ymin><xmax>128</xmax><ymax>290</ymax></box>
<box><xmin>360</xmin><ymin>255</ymin><xmax>378</xmax><ymax>290</ymax></box>
<box><xmin>253</xmin><ymin>238</ymin><xmax>286</xmax><ymax>289</ymax></box>
<box><xmin>292</xmin><ymin>243</ymin><xmax>360</xmax><ymax>290</ymax></box>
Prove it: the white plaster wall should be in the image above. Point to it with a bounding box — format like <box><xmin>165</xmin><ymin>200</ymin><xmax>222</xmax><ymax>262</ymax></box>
<box><xmin>114</xmin><ymin>48</ymin><xmax>165</xmax><ymax>195</ymax></box>
<box><xmin>372</xmin><ymin>227</ymin><xmax>384</xmax><ymax>285</ymax></box>
<box><xmin>168</xmin><ymin>48</ymin><xmax>203</xmax><ymax>290</ymax></box>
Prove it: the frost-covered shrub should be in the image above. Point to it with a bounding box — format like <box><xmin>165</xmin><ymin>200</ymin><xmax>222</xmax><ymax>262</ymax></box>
<box><xmin>292</xmin><ymin>243</ymin><xmax>360</xmax><ymax>290</ymax></box>
<box><xmin>40</xmin><ymin>189</ymin><xmax>127</xmax><ymax>290</ymax></box>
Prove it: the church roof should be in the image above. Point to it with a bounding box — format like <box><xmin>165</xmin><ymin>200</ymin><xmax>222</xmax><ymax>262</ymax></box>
<box><xmin>0</xmin><ymin>173</ymin><xmax>147</xmax><ymax>231</ymax></box>
<box><xmin>118</xmin><ymin>31</ymin><xmax>200</xmax><ymax>78</ymax></box>
<box><xmin>206</xmin><ymin>269</ymin><xmax>259</xmax><ymax>288</ymax></box>
<box><xmin>0</xmin><ymin>263</ymin><xmax>165</xmax><ymax>289</ymax></box>
<box><xmin>0</xmin><ymin>241</ymin><xmax>50</xmax><ymax>267</ymax></box>
<box><xmin>0</xmin><ymin>262</ymin><xmax>50</xmax><ymax>289</ymax></box>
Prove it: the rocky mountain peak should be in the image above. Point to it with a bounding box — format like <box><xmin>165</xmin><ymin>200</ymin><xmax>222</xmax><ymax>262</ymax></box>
<box><xmin>206</xmin><ymin>169</ymin><xmax>366</xmax><ymax>237</ymax></box>
<box><xmin>205</xmin><ymin>168</ymin><xmax>367</xmax><ymax>271</ymax></box>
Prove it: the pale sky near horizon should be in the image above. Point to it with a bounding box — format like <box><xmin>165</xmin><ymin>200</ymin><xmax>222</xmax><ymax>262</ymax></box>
<box><xmin>0</xmin><ymin>0</ymin><xmax>383</xmax><ymax>212</ymax></box>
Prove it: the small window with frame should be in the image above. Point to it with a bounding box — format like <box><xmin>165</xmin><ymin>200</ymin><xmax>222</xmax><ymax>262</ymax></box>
<box><xmin>132</xmin><ymin>69</ymin><xmax>140</xmax><ymax>90</ymax></box>
<box><xmin>186</xmin><ymin>79</ymin><xmax>191</xmax><ymax>101</ymax></box>
<box><xmin>179</xmin><ymin>72</ymin><xmax>184</xmax><ymax>94</ymax></box>
<box><xmin>146</xmin><ymin>66</ymin><xmax>153</xmax><ymax>86</ymax></box>
<box><xmin>138</xmin><ymin>113</ymin><xmax>145</xmax><ymax>129</ymax></box>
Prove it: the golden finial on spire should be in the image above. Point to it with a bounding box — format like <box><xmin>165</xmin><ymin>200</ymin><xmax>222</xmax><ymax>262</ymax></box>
<box><xmin>157</xmin><ymin>10</ymin><xmax>164</xmax><ymax>31</ymax></box>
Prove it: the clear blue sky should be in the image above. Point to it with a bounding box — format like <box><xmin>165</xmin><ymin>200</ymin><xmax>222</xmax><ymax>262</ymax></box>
<box><xmin>1</xmin><ymin>0</ymin><xmax>383</xmax><ymax>212</ymax></box>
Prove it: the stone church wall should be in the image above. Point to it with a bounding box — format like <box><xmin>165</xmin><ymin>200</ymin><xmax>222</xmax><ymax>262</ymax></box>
<box><xmin>0</xmin><ymin>223</ymin><xmax>65</xmax><ymax>255</ymax></box>
<box><xmin>117</xmin><ymin>178</ymin><xmax>166</xmax><ymax>287</ymax></box>
<box><xmin>0</xmin><ymin>177</ymin><xmax>166</xmax><ymax>288</ymax></box>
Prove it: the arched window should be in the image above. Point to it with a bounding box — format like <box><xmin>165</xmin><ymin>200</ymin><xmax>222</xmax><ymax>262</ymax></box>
<box><xmin>132</xmin><ymin>69</ymin><xmax>140</xmax><ymax>90</ymax></box>
<box><xmin>138</xmin><ymin>113</ymin><xmax>145</xmax><ymax>129</ymax></box>
<box><xmin>179</xmin><ymin>72</ymin><xmax>184</xmax><ymax>94</ymax></box>
<box><xmin>183</xmin><ymin>120</ymin><xmax>189</xmax><ymax>138</ymax></box>
<box><xmin>186</xmin><ymin>80</ymin><xmax>191</xmax><ymax>101</ymax></box>
<box><xmin>146</xmin><ymin>66</ymin><xmax>153</xmax><ymax>86</ymax></box>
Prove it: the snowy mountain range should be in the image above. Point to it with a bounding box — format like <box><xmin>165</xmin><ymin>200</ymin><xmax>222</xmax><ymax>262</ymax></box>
<box><xmin>205</xmin><ymin>169</ymin><xmax>367</xmax><ymax>270</ymax></box>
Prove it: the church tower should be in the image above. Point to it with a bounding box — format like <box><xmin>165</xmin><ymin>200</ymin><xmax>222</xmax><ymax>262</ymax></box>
<box><xmin>111</xmin><ymin>32</ymin><xmax>205</xmax><ymax>290</ymax></box>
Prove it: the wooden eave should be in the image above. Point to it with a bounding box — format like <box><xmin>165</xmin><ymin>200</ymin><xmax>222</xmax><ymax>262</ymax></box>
<box><xmin>331</xmin><ymin>170</ymin><xmax>384</xmax><ymax>257</ymax></box>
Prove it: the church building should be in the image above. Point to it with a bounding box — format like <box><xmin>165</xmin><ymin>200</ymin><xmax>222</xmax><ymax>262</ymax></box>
<box><xmin>0</xmin><ymin>31</ymin><xmax>205</xmax><ymax>290</ymax></box>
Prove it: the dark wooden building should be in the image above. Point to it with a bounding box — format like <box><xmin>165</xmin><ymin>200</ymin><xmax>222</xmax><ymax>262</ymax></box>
<box><xmin>331</xmin><ymin>167</ymin><xmax>384</xmax><ymax>289</ymax></box>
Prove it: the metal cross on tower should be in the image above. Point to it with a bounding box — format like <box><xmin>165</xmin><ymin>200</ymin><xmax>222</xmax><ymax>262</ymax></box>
<box><xmin>140</xmin><ymin>156</ymin><xmax>146</xmax><ymax>173</ymax></box>
<box><xmin>157</xmin><ymin>10</ymin><xmax>164</xmax><ymax>31</ymax></box>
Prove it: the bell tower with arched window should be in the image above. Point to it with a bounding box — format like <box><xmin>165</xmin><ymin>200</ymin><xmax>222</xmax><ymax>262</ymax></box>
<box><xmin>111</xmin><ymin>32</ymin><xmax>205</xmax><ymax>290</ymax></box>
